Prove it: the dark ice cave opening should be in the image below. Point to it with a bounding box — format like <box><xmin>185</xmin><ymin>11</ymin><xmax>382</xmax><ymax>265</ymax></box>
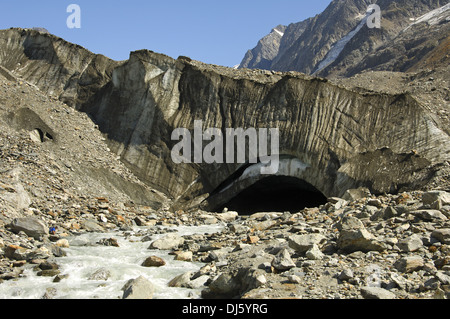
<box><xmin>216</xmin><ymin>176</ymin><xmax>327</xmax><ymax>215</ymax></box>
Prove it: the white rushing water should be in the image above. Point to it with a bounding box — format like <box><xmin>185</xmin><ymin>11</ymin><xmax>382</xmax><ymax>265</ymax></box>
<box><xmin>0</xmin><ymin>224</ymin><xmax>224</xmax><ymax>299</ymax></box>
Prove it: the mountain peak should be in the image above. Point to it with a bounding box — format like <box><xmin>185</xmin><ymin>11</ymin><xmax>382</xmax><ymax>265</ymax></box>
<box><xmin>238</xmin><ymin>0</ymin><xmax>449</xmax><ymax>77</ymax></box>
<box><xmin>238</xmin><ymin>24</ymin><xmax>287</xmax><ymax>70</ymax></box>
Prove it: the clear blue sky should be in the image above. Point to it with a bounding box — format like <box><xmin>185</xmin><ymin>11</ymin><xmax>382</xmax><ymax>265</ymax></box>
<box><xmin>0</xmin><ymin>0</ymin><xmax>332</xmax><ymax>67</ymax></box>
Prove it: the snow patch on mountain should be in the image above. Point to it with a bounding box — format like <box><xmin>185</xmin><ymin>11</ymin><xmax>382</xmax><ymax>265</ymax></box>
<box><xmin>313</xmin><ymin>14</ymin><xmax>370</xmax><ymax>75</ymax></box>
<box><xmin>412</xmin><ymin>3</ymin><xmax>450</xmax><ymax>26</ymax></box>
<box><xmin>273</xmin><ymin>29</ymin><xmax>285</xmax><ymax>37</ymax></box>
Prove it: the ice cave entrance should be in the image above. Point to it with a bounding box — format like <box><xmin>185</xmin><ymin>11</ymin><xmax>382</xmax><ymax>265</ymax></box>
<box><xmin>216</xmin><ymin>175</ymin><xmax>327</xmax><ymax>215</ymax></box>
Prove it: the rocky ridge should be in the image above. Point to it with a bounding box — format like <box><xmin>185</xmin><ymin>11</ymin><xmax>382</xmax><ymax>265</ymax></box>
<box><xmin>239</xmin><ymin>25</ymin><xmax>287</xmax><ymax>70</ymax></box>
<box><xmin>239</xmin><ymin>0</ymin><xmax>449</xmax><ymax>78</ymax></box>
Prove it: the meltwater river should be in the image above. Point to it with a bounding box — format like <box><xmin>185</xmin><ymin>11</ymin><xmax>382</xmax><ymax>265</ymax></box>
<box><xmin>0</xmin><ymin>224</ymin><xmax>224</xmax><ymax>299</ymax></box>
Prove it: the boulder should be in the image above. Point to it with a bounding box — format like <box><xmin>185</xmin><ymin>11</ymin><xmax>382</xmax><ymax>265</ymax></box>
<box><xmin>394</xmin><ymin>256</ymin><xmax>424</xmax><ymax>273</ymax></box>
<box><xmin>342</xmin><ymin>188</ymin><xmax>371</xmax><ymax>201</ymax></box>
<box><xmin>97</xmin><ymin>238</ymin><xmax>120</xmax><ymax>247</ymax></box>
<box><xmin>338</xmin><ymin>269</ymin><xmax>354</xmax><ymax>282</ymax></box>
<box><xmin>174</xmin><ymin>251</ymin><xmax>193</xmax><ymax>262</ymax></box>
<box><xmin>9</xmin><ymin>217</ymin><xmax>47</xmax><ymax>240</ymax></box>
<box><xmin>141</xmin><ymin>256</ymin><xmax>166</xmax><ymax>267</ymax></box>
<box><xmin>361</xmin><ymin>287</ymin><xmax>396</xmax><ymax>299</ymax></box>
<box><xmin>288</xmin><ymin>234</ymin><xmax>326</xmax><ymax>253</ymax></box>
<box><xmin>88</xmin><ymin>268</ymin><xmax>111</xmax><ymax>281</ymax></box>
<box><xmin>5</xmin><ymin>245</ymin><xmax>52</xmax><ymax>261</ymax></box>
<box><xmin>149</xmin><ymin>233</ymin><xmax>185</xmax><ymax>250</ymax></box>
<box><xmin>338</xmin><ymin>228</ymin><xmax>386</xmax><ymax>253</ymax></box>
<box><xmin>431</xmin><ymin>229</ymin><xmax>450</xmax><ymax>244</ymax></box>
<box><xmin>410</xmin><ymin>210</ymin><xmax>447</xmax><ymax>221</ymax></box>
<box><xmin>305</xmin><ymin>244</ymin><xmax>324</xmax><ymax>260</ymax></box>
<box><xmin>435</xmin><ymin>271</ymin><xmax>450</xmax><ymax>285</ymax></box>
<box><xmin>397</xmin><ymin>234</ymin><xmax>423</xmax><ymax>252</ymax></box>
<box><xmin>216</xmin><ymin>211</ymin><xmax>238</xmax><ymax>222</ymax></box>
<box><xmin>271</xmin><ymin>248</ymin><xmax>295</xmax><ymax>271</ymax></box>
<box><xmin>251</xmin><ymin>220</ymin><xmax>277</xmax><ymax>231</ymax></box>
<box><xmin>187</xmin><ymin>275</ymin><xmax>210</xmax><ymax>289</ymax></box>
<box><xmin>55</xmin><ymin>239</ymin><xmax>70</xmax><ymax>248</ymax></box>
<box><xmin>207</xmin><ymin>273</ymin><xmax>240</xmax><ymax>298</ymax></box>
<box><xmin>122</xmin><ymin>276</ymin><xmax>154</xmax><ymax>299</ymax></box>
<box><xmin>337</xmin><ymin>216</ymin><xmax>386</xmax><ymax>253</ymax></box>
<box><xmin>422</xmin><ymin>191</ymin><xmax>450</xmax><ymax>206</ymax></box>
<box><xmin>4</xmin><ymin>245</ymin><xmax>29</xmax><ymax>260</ymax></box>
<box><xmin>81</xmin><ymin>219</ymin><xmax>105</xmax><ymax>232</ymax></box>
<box><xmin>0</xmin><ymin>182</ymin><xmax>31</xmax><ymax>211</ymax></box>
<box><xmin>168</xmin><ymin>271</ymin><xmax>193</xmax><ymax>288</ymax></box>
<box><xmin>37</xmin><ymin>269</ymin><xmax>61</xmax><ymax>277</ymax></box>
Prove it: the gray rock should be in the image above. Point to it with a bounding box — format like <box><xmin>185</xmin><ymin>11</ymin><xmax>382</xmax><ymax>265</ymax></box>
<box><xmin>122</xmin><ymin>276</ymin><xmax>154</xmax><ymax>299</ymax></box>
<box><xmin>53</xmin><ymin>274</ymin><xmax>69</xmax><ymax>283</ymax></box>
<box><xmin>397</xmin><ymin>234</ymin><xmax>423</xmax><ymax>252</ymax></box>
<box><xmin>38</xmin><ymin>261</ymin><xmax>59</xmax><ymax>271</ymax></box>
<box><xmin>149</xmin><ymin>233</ymin><xmax>185</xmax><ymax>250</ymax></box>
<box><xmin>338</xmin><ymin>228</ymin><xmax>387</xmax><ymax>253</ymax></box>
<box><xmin>337</xmin><ymin>216</ymin><xmax>387</xmax><ymax>253</ymax></box>
<box><xmin>174</xmin><ymin>251</ymin><xmax>193</xmax><ymax>262</ymax></box>
<box><xmin>0</xmin><ymin>182</ymin><xmax>32</xmax><ymax>211</ymax></box>
<box><xmin>361</xmin><ymin>287</ymin><xmax>396</xmax><ymax>299</ymax></box>
<box><xmin>305</xmin><ymin>244</ymin><xmax>324</xmax><ymax>260</ymax></box>
<box><xmin>383</xmin><ymin>206</ymin><xmax>399</xmax><ymax>219</ymax></box>
<box><xmin>187</xmin><ymin>275</ymin><xmax>210</xmax><ymax>289</ymax></box>
<box><xmin>422</xmin><ymin>191</ymin><xmax>450</xmax><ymax>206</ymax></box>
<box><xmin>4</xmin><ymin>245</ymin><xmax>30</xmax><ymax>260</ymax></box>
<box><xmin>207</xmin><ymin>273</ymin><xmax>240</xmax><ymax>298</ymax></box>
<box><xmin>216</xmin><ymin>211</ymin><xmax>238</xmax><ymax>222</ymax></box>
<box><xmin>431</xmin><ymin>229</ymin><xmax>450</xmax><ymax>244</ymax></box>
<box><xmin>337</xmin><ymin>215</ymin><xmax>366</xmax><ymax>231</ymax></box>
<box><xmin>342</xmin><ymin>188</ymin><xmax>371</xmax><ymax>201</ymax></box>
<box><xmin>41</xmin><ymin>287</ymin><xmax>57</xmax><ymax>299</ymax></box>
<box><xmin>229</xmin><ymin>223</ymin><xmax>250</xmax><ymax>234</ymax></box>
<box><xmin>389</xmin><ymin>273</ymin><xmax>409</xmax><ymax>290</ymax></box>
<box><xmin>435</xmin><ymin>271</ymin><xmax>450</xmax><ymax>285</ymax></box>
<box><xmin>9</xmin><ymin>217</ymin><xmax>47</xmax><ymax>240</ymax></box>
<box><xmin>288</xmin><ymin>274</ymin><xmax>302</xmax><ymax>284</ymax></box>
<box><xmin>81</xmin><ymin>219</ymin><xmax>105</xmax><ymax>232</ymax></box>
<box><xmin>168</xmin><ymin>271</ymin><xmax>193</xmax><ymax>288</ymax></box>
<box><xmin>367</xmin><ymin>199</ymin><xmax>383</xmax><ymax>208</ymax></box>
<box><xmin>410</xmin><ymin>210</ymin><xmax>447</xmax><ymax>221</ymax></box>
<box><xmin>394</xmin><ymin>256</ymin><xmax>424</xmax><ymax>273</ymax></box>
<box><xmin>97</xmin><ymin>238</ymin><xmax>119</xmax><ymax>247</ymax></box>
<box><xmin>288</xmin><ymin>234</ymin><xmax>326</xmax><ymax>253</ymax></box>
<box><xmin>328</xmin><ymin>197</ymin><xmax>348</xmax><ymax>210</ymax></box>
<box><xmin>271</xmin><ymin>248</ymin><xmax>295</xmax><ymax>271</ymax></box>
<box><xmin>371</xmin><ymin>206</ymin><xmax>400</xmax><ymax>220</ymax></box>
<box><xmin>88</xmin><ymin>268</ymin><xmax>111</xmax><ymax>281</ymax></box>
<box><xmin>441</xmin><ymin>205</ymin><xmax>450</xmax><ymax>217</ymax></box>
<box><xmin>338</xmin><ymin>269</ymin><xmax>354</xmax><ymax>281</ymax></box>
